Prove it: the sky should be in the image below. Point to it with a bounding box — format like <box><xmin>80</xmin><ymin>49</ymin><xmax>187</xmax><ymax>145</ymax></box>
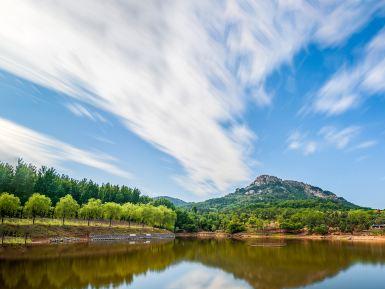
<box><xmin>0</xmin><ymin>1</ymin><xmax>384</xmax><ymax>207</ymax></box>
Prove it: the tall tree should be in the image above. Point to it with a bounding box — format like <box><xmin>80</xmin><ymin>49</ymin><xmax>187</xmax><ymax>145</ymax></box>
<box><xmin>0</xmin><ymin>193</ymin><xmax>20</xmax><ymax>223</ymax></box>
<box><xmin>13</xmin><ymin>159</ymin><xmax>37</xmax><ymax>203</ymax></box>
<box><xmin>34</xmin><ymin>167</ymin><xmax>60</xmax><ymax>204</ymax></box>
<box><xmin>24</xmin><ymin>193</ymin><xmax>52</xmax><ymax>224</ymax></box>
<box><xmin>79</xmin><ymin>198</ymin><xmax>103</xmax><ymax>226</ymax></box>
<box><xmin>55</xmin><ymin>194</ymin><xmax>79</xmax><ymax>225</ymax></box>
<box><xmin>102</xmin><ymin>202</ymin><xmax>122</xmax><ymax>226</ymax></box>
<box><xmin>0</xmin><ymin>162</ymin><xmax>14</xmax><ymax>193</ymax></box>
<box><xmin>122</xmin><ymin>202</ymin><xmax>137</xmax><ymax>227</ymax></box>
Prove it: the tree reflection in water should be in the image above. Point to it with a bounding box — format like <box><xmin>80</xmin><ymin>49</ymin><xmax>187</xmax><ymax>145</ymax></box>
<box><xmin>1</xmin><ymin>239</ymin><xmax>385</xmax><ymax>289</ymax></box>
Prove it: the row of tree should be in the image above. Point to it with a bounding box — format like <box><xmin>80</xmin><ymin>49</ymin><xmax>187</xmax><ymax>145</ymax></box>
<box><xmin>0</xmin><ymin>192</ymin><xmax>176</xmax><ymax>230</ymax></box>
<box><xmin>0</xmin><ymin>159</ymin><xmax>151</xmax><ymax>205</ymax></box>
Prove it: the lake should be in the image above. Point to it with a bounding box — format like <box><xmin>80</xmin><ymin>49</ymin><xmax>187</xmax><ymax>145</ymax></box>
<box><xmin>1</xmin><ymin>238</ymin><xmax>385</xmax><ymax>289</ymax></box>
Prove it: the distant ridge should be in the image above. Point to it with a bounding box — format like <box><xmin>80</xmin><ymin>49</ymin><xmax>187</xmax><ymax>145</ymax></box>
<box><xmin>154</xmin><ymin>196</ymin><xmax>187</xmax><ymax>207</ymax></box>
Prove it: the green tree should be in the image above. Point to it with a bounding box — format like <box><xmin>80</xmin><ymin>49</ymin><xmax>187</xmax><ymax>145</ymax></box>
<box><xmin>122</xmin><ymin>202</ymin><xmax>137</xmax><ymax>227</ymax></box>
<box><xmin>151</xmin><ymin>197</ymin><xmax>176</xmax><ymax>210</ymax></box>
<box><xmin>34</xmin><ymin>167</ymin><xmax>60</xmax><ymax>204</ymax></box>
<box><xmin>79</xmin><ymin>198</ymin><xmax>102</xmax><ymax>226</ymax></box>
<box><xmin>347</xmin><ymin>210</ymin><xmax>372</xmax><ymax>232</ymax></box>
<box><xmin>175</xmin><ymin>209</ymin><xmax>198</xmax><ymax>232</ymax></box>
<box><xmin>102</xmin><ymin>202</ymin><xmax>122</xmax><ymax>226</ymax></box>
<box><xmin>0</xmin><ymin>192</ymin><xmax>20</xmax><ymax>223</ymax></box>
<box><xmin>158</xmin><ymin>205</ymin><xmax>177</xmax><ymax>230</ymax></box>
<box><xmin>0</xmin><ymin>163</ymin><xmax>14</xmax><ymax>193</ymax></box>
<box><xmin>24</xmin><ymin>193</ymin><xmax>52</xmax><ymax>224</ymax></box>
<box><xmin>227</xmin><ymin>220</ymin><xmax>246</xmax><ymax>234</ymax></box>
<box><xmin>140</xmin><ymin>204</ymin><xmax>155</xmax><ymax>227</ymax></box>
<box><xmin>314</xmin><ymin>224</ymin><xmax>329</xmax><ymax>235</ymax></box>
<box><xmin>55</xmin><ymin>194</ymin><xmax>79</xmax><ymax>225</ymax></box>
<box><xmin>13</xmin><ymin>159</ymin><xmax>37</xmax><ymax>203</ymax></box>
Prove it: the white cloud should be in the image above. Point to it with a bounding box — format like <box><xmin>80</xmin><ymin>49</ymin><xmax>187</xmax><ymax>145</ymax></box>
<box><xmin>168</xmin><ymin>268</ymin><xmax>251</xmax><ymax>289</ymax></box>
<box><xmin>312</xmin><ymin>27</ymin><xmax>385</xmax><ymax>115</ymax></box>
<box><xmin>287</xmin><ymin>131</ymin><xmax>318</xmax><ymax>156</ymax></box>
<box><xmin>303</xmin><ymin>141</ymin><xmax>318</xmax><ymax>156</ymax></box>
<box><xmin>0</xmin><ymin>117</ymin><xmax>131</xmax><ymax>179</ymax></box>
<box><xmin>353</xmin><ymin>140</ymin><xmax>378</xmax><ymax>150</ymax></box>
<box><xmin>66</xmin><ymin>103</ymin><xmax>107</xmax><ymax>123</ymax></box>
<box><xmin>0</xmin><ymin>0</ymin><xmax>382</xmax><ymax>195</ymax></box>
<box><xmin>319</xmin><ymin>126</ymin><xmax>361</xmax><ymax>149</ymax></box>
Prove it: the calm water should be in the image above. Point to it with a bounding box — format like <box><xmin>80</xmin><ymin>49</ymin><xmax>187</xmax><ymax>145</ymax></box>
<box><xmin>1</xmin><ymin>238</ymin><xmax>385</xmax><ymax>289</ymax></box>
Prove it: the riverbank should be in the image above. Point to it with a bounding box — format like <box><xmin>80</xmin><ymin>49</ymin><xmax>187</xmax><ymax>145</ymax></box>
<box><xmin>176</xmin><ymin>231</ymin><xmax>385</xmax><ymax>243</ymax></box>
<box><xmin>0</xmin><ymin>219</ymin><xmax>171</xmax><ymax>244</ymax></box>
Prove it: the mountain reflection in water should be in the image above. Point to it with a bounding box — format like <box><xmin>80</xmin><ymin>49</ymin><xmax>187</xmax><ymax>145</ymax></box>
<box><xmin>1</xmin><ymin>239</ymin><xmax>385</xmax><ymax>289</ymax></box>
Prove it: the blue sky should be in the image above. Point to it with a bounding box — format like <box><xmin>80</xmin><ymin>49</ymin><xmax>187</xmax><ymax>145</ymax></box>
<box><xmin>0</xmin><ymin>1</ymin><xmax>385</xmax><ymax>207</ymax></box>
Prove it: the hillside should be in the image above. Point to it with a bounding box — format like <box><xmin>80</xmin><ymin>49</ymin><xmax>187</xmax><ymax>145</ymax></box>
<box><xmin>188</xmin><ymin>175</ymin><xmax>359</xmax><ymax>212</ymax></box>
<box><xmin>154</xmin><ymin>196</ymin><xmax>187</xmax><ymax>207</ymax></box>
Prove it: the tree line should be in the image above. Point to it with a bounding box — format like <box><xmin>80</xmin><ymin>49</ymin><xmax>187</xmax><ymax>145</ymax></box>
<box><xmin>0</xmin><ymin>159</ymin><xmax>151</xmax><ymax>205</ymax></box>
<box><xmin>0</xmin><ymin>192</ymin><xmax>176</xmax><ymax>230</ymax></box>
<box><xmin>174</xmin><ymin>207</ymin><xmax>385</xmax><ymax>234</ymax></box>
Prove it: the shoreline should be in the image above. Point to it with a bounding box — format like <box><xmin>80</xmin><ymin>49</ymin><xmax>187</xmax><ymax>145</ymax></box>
<box><xmin>175</xmin><ymin>232</ymin><xmax>385</xmax><ymax>243</ymax></box>
<box><xmin>0</xmin><ymin>221</ymin><xmax>172</xmax><ymax>245</ymax></box>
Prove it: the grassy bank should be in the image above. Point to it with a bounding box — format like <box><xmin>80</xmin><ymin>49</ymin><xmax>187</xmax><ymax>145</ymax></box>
<box><xmin>0</xmin><ymin>218</ymin><xmax>169</xmax><ymax>244</ymax></box>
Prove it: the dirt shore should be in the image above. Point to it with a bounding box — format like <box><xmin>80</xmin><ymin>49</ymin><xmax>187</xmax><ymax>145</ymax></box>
<box><xmin>176</xmin><ymin>232</ymin><xmax>385</xmax><ymax>243</ymax></box>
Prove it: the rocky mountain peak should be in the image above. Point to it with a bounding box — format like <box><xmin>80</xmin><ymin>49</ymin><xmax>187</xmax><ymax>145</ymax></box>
<box><xmin>252</xmin><ymin>175</ymin><xmax>282</xmax><ymax>186</ymax></box>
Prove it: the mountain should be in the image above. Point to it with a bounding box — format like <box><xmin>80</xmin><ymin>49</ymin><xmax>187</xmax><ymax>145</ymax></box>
<box><xmin>154</xmin><ymin>196</ymin><xmax>187</xmax><ymax>207</ymax></box>
<box><xmin>189</xmin><ymin>175</ymin><xmax>359</xmax><ymax>212</ymax></box>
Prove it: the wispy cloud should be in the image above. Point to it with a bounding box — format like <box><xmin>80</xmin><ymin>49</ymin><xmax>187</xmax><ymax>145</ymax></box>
<box><xmin>0</xmin><ymin>117</ymin><xmax>130</xmax><ymax>179</ymax></box>
<box><xmin>0</xmin><ymin>1</ymin><xmax>382</xmax><ymax>195</ymax></box>
<box><xmin>288</xmin><ymin>125</ymin><xmax>371</xmax><ymax>155</ymax></box>
<box><xmin>352</xmin><ymin>140</ymin><xmax>378</xmax><ymax>150</ymax></box>
<box><xmin>287</xmin><ymin>131</ymin><xmax>318</xmax><ymax>156</ymax></box>
<box><xmin>66</xmin><ymin>103</ymin><xmax>107</xmax><ymax>123</ymax></box>
<box><xmin>319</xmin><ymin>126</ymin><xmax>361</xmax><ymax>149</ymax></box>
<box><xmin>311</xmin><ymin>27</ymin><xmax>385</xmax><ymax>115</ymax></box>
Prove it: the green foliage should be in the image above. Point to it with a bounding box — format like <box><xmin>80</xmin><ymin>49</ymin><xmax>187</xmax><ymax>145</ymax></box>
<box><xmin>0</xmin><ymin>192</ymin><xmax>21</xmax><ymax>222</ymax></box>
<box><xmin>346</xmin><ymin>210</ymin><xmax>372</xmax><ymax>232</ymax></box>
<box><xmin>102</xmin><ymin>202</ymin><xmax>122</xmax><ymax>226</ymax></box>
<box><xmin>12</xmin><ymin>159</ymin><xmax>37</xmax><ymax>203</ymax></box>
<box><xmin>0</xmin><ymin>160</ymin><xmax>150</xmax><ymax>206</ymax></box>
<box><xmin>151</xmin><ymin>197</ymin><xmax>176</xmax><ymax>210</ymax></box>
<box><xmin>121</xmin><ymin>202</ymin><xmax>137</xmax><ymax>226</ymax></box>
<box><xmin>175</xmin><ymin>209</ymin><xmax>198</xmax><ymax>232</ymax></box>
<box><xmin>0</xmin><ymin>163</ymin><xmax>14</xmax><ymax>193</ymax></box>
<box><xmin>24</xmin><ymin>193</ymin><xmax>52</xmax><ymax>223</ymax></box>
<box><xmin>280</xmin><ymin>220</ymin><xmax>303</xmax><ymax>231</ymax></box>
<box><xmin>227</xmin><ymin>220</ymin><xmax>246</xmax><ymax>234</ymax></box>
<box><xmin>313</xmin><ymin>224</ymin><xmax>329</xmax><ymax>235</ymax></box>
<box><xmin>54</xmin><ymin>194</ymin><xmax>80</xmax><ymax>225</ymax></box>
<box><xmin>78</xmin><ymin>198</ymin><xmax>103</xmax><ymax>225</ymax></box>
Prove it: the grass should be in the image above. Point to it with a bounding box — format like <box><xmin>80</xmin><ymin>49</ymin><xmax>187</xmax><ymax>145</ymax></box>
<box><xmin>1</xmin><ymin>236</ymin><xmax>32</xmax><ymax>245</ymax></box>
<box><xmin>3</xmin><ymin>217</ymin><xmax>149</xmax><ymax>229</ymax></box>
<box><xmin>0</xmin><ymin>218</ymin><xmax>169</xmax><ymax>242</ymax></box>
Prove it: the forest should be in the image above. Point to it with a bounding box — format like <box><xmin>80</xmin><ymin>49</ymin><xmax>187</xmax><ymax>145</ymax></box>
<box><xmin>1</xmin><ymin>160</ymin><xmax>384</xmax><ymax>235</ymax></box>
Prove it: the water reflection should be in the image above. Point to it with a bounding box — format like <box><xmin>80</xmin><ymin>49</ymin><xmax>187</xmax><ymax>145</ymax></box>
<box><xmin>1</xmin><ymin>239</ymin><xmax>385</xmax><ymax>289</ymax></box>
